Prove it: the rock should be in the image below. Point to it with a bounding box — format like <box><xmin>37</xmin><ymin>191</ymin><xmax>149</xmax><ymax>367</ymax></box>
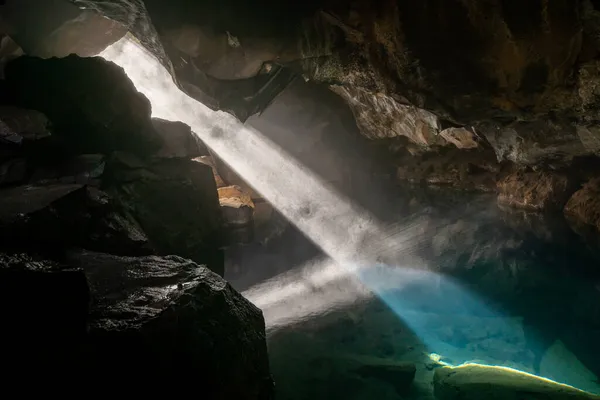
<box><xmin>497</xmin><ymin>171</ymin><xmax>577</xmax><ymax>211</ymax></box>
<box><xmin>0</xmin><ymin>183</ymin><xmax>153</xmax><ymax>257</ymax></box>
<box><xmin>0</xmin><ymin>252</ymin><xmax>90</xmax><ymax>375</ymax></box>
<box><xmin>108</xmin><ymin>158</ymin><xmax>224</xmax><ymax>275</ymax></box>
<box><xmin>433</xmin><ymin>364</ymin><xmax>600</xmax><ymax>400</ymax></box>
<box><xmin>330</xmin><ymin>85</ymin><xmax>443</xmax><ymax>146</ymax></box>
<box><xmin>564</xmin><ymin>178</ymin><xmax>600</xmax><ymax>230</ymax></box>
<box><xmin>439</xmin><ymin>127</ymin><xmax>479</xmax><ymax>149</ymax></box>
<box><xmin>541</xmin><ymin>340</ymin><xmax>600</xmax><ymax>394</ymax></box>
<box><xmin>0</xmin><ymin>34</ymin><xmax>23</xmax><ymax>79</ymax></box>
<box><xmin>0</xmin><ymin>106</ymin><xmax>50</xmax><ymax>141</ymax></box>
<box><xmin>0</xmin><ymin>0</ymin><xmax>126</xmax><ymax>58</ymax></box>
<box><xmin>3</xmin><ymin>55</ymin><xmax>162</xmax><ymax>156</ymax></box>
<box><xmin>218</xmin><ymin>185</ymin><xmax>254</xmax><ymax>226</ymax></box>
<box><xmin>394</xmin><ymin>146</ymin><xmax>499</xmax><ymax>191</ymax></box>
<box><xmin>68</xmin><ymin>249</ymin><xmax>274</xmax><ymax>398</ymax></box>
<box><xmin>194</xmin><ymin>155</ymin><xmax>228</xmax><ymax>187</ymax></box>
<box><xmin>0</xmin><ymin>157</ymin><xmax>26</xmax><ymax>186</ymax></box>
<box><xmin>151</xmin><ymin>117</ymin><xmax>208</xmax><ymax>159</ymax></box>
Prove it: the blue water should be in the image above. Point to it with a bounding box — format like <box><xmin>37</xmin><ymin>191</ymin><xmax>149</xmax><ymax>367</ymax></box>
<box><xmin>225</xmin><ymin>189</ymin><xmax>600</xmax><ymax>399</ymax></box>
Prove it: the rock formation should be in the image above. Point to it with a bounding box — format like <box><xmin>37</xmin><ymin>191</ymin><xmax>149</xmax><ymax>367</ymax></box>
<box><xmin>0</xmin><ymin>52</ymin><xmax>272</xmax><ymax>398</ymax></box>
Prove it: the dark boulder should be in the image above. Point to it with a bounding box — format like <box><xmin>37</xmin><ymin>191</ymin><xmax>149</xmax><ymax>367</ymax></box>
<box><xmin>68</xmin><ymin>249</ymin><xmax>274</xmax><ymax>398</ymax></box>
<box><xmin>0</xmin><ymin>252</ymin><xmax>90</xmax><ymax>377</ymax></box>
<box><xmin>0</xmin><ymin>183</ymin><xmax>154</xmax><ymax>257</ymax></box>
<box><xmin>3</xmin><ymin>54</ymin><xmax>162</xmax><ymax>156</ymax></box>
<box><xmin>152</xmin><ymin>117</ymin><xmax>209</xmax><ymax>159</ymax></box>
<box><xmin>106</xmin><ymin>156</ymin><xmax>225</xmax><ymax>274</ymax></box>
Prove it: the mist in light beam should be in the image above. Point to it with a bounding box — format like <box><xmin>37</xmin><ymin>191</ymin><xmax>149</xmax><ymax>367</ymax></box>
<box><xmin>99</xmin><ymin>35</ymin><xmax>597</xmax><ymax>394</ymax></box>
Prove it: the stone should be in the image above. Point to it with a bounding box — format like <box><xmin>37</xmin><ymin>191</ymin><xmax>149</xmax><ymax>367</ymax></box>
<box><xmin>0</xmin><ymin>157</ymin><xmax>26</xmax><ymax>186</ymax></box>
<box><xmin>219</xmin><ymin>185</ymin><xmax>255</xmax><ymax>227</ymax></box>
<box><xmin>108</xmin><ymin>158</ymin><xmax>224</xmax><ymax>274</ymax></box>
<box><xmin>564</xmin><ymin>178</ymin><xmax>600</xmax><ymax>231</ymax></box>
<box><xmin>497</xmin><ymin>171</ymin><xmax>577</xmax><ymax>211</ymax></box>
<box><xmin>1</xmin><ymin>0</ymin><xmax>126</xmax><ymax>58</ymax></box>
<box><xmin>3</xmin><ymin>55</ymin><xmax>162</xmax><ymax>156</ymax></box>
<box><xmin>68</xmin><ymin>249</ymin><xmax>274</xmax><ymax>398</ymax></box>
<box><xmin>151</xmin><ymin>117</ymin><xmax>208</xmax><ymax>159</ymax></box>
<box><xmin>0</xmin><ymin>183</ymin><xmax>153</xmax><ymax>257</ymax></box>
<box><xmin>541</xmin><ymin>340</ymin><xmax>600</xmax><ymax>394</ymax></box>
<box><xmin>439</xmin><ymin>127</ymin><xmax>479</xmax><ymax>149</ymax></box>
<box><xmin>0</xmin><ymin>106</ymin><xmax>50</xmax><ymax>141</ymax></box>
<box><xmin>433</xmin><ymin>364</ymin><xmax>600</xmax><ymax>400</ymax></box>
<box><xmin>0</xmin><ymin>252</ymin><xmax>90</xmax><ymax>376</ymax></box>
<box><xmin>0</xmin><ymin>34</ymin><xmax>23</xmax><ymax>79</ymax></box>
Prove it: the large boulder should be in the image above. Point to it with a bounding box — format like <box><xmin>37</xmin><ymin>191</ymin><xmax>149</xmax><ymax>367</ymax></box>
<box><xmin>105</xmin><ymin>155</ymin><xmax>224</xmax><ymax>274</ymax></box>
<box><xmin>68</xmin><ymin>249</ymin><xmax>274</xmax><ymax>398</ymax></box>
<box><xmin>497</xmin><ymin>171</ymin><xmax>577</xmax><ymax>211</ymax></box>
<box><xmin>433</xmin><ymin>364</ymin><xmax>600</xmax><ymax>400</ymax></box>
<box><xmin>3</xmin><ymin>55</ymin><xmax>162</xmax><ymax>156</ymax></box>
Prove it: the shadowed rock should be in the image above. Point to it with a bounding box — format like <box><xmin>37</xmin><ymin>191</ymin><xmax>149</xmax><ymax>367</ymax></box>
<box><xmin>68</xmin><ymin>249</ymin><xmax>274</xmax><ymax>398</ymax></box>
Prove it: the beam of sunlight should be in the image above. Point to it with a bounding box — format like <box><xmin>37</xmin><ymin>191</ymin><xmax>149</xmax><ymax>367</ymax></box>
<box><xmin>99</xmin><ymin>35</ymin><xmax>599</xmax><ymax>394</ymax></box>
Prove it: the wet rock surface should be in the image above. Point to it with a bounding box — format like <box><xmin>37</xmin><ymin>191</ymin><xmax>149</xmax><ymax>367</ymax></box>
<box><xmin>433</xmin><ymin>364</ymin><xmax>600</xmax><ymax>400</ymax></box>
<box><xmin>68</xmin><ymin>250</ymin><xmax>273</xmax><ymax>397</ymax></box>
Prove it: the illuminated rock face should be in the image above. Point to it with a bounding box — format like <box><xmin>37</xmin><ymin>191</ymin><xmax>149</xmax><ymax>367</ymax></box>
<box><xmin>433</xmin><ymin>364</ymin><xmax>600</xmax><ymax>400</ymax></box>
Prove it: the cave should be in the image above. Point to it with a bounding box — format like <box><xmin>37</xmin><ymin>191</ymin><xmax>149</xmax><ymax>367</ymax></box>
<box><xmin>2</xmin><ymin>1</ymin><xmax>600</xmax><ymax>399</ymax></box>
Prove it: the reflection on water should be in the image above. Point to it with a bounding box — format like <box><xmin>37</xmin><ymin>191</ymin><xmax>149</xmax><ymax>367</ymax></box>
<box><xmin>225</xmin><ymin>187</ymin><xmax>600</xmax><ymax>400</ymax></box>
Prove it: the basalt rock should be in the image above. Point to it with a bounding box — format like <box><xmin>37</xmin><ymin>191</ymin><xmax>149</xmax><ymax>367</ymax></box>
<box><xmin>0</xmin><ymin>183</ymin><xmax>153</xmax><ymax>257</ymax></box>
<box><xmin>105</xmin><ymin>157</ymin><xmax>224</xmax><ymax>275</ymax></box>
<box><xmin>69</xmin><ymin>249</ymin><xmax>274</xmax><ymax>398</ymax></box>
<box><xmin>497</xmin><ymin>171</ymin><xmax>578</xmax><ymax>212</ymax></box>
<box><xmin>151</xmin><ymin>117</ymin><xmax>209</xmax><ymax>159</ymax></box>
<box><xmin>3</xmin><ymin>55</ymin><xmax>162</xmax><ymax>156</ymax></box>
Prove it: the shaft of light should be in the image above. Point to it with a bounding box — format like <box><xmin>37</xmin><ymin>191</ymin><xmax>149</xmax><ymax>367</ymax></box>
<box><xmin>99</xmin><ymin>36</ymin><xmax>405</xmax><ymax>268</ymax></box>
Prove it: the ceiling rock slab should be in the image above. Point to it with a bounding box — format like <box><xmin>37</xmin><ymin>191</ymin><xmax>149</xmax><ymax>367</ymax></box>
<box><xmin>62</xmin><ymin>0</ymin><xmax>600</xmax><ymax>165</ymax></box>
<box><xmin>0</xmin><ymin>0</ymin><xmax>126</xmax><ymax>59</ymax></box>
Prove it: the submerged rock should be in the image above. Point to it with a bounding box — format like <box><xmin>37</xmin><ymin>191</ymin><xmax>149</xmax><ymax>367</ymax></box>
<box><xmin>433</xmin><ymin>364</ymin><xmax>600</xmax><ymax>400</ymax></box>
<box><xmin>497</xmin><ymin>171</ymin><xmax>577</xmax><ymax>211</ymax></box>
<box><xmin>68</xmin><ymin>249</ymin><xmax>274</xmax><ymax>398</ymax></box>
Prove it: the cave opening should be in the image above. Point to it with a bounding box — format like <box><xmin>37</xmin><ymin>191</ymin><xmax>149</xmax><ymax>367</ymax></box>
<box><xmin>2</xmin><ymin>1</ymin><xmax>600</xmax><ymax>399</ymax></box>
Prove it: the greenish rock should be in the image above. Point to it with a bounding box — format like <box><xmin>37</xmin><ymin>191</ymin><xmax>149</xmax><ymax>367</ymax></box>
<box><xmin>433</xmin><ymin>364</ymin><xmax>600</xmax><ymax>400</ymax></box>
<box><xmin>108</xmin><ymin>158</ymin><xmax>224</xmax><ymax>275</ymax></box>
